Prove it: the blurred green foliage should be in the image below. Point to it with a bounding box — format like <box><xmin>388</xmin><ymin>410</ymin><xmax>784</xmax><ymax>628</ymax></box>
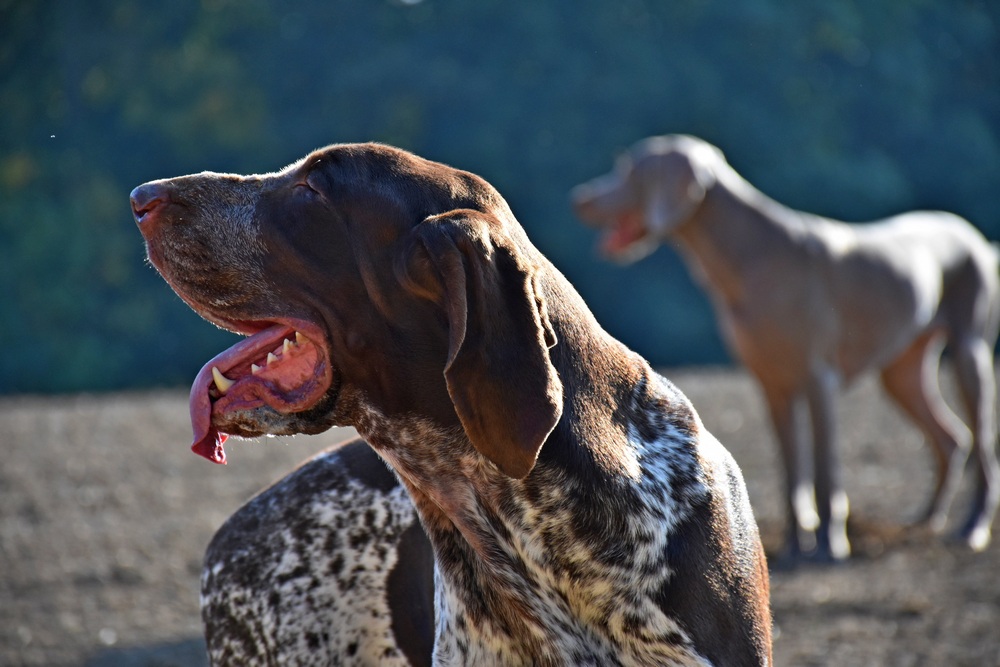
<box><xmin>1</xmin><ymin>0</ymin><xmax>998</xmax><ymax>393</ymax></box>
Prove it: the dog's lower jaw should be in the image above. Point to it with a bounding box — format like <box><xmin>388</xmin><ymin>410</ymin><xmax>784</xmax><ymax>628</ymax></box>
<box><xmin>211</xmin><ymin>384</ymin><xmax>344</xmax><ymax>440</ymax></box>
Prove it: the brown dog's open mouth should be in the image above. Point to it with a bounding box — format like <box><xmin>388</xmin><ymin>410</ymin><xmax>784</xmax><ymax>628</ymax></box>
<box><xmin>189</xmin><ymin>318</ymin><xmax>333</xmax><ymax>464</ymax></box>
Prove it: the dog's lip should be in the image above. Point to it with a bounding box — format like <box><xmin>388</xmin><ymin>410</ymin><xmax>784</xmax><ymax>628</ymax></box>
<box><xmin>188</xmin><ymin>316</ymin><xmax>334</xmax><ymax>464</ymax></box>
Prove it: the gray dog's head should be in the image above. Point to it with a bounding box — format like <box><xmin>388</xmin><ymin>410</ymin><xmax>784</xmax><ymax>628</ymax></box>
<box><xmin>571</xmin><ymin>134</ymin><xmax>723</xmax><ymax>263</ymax></box>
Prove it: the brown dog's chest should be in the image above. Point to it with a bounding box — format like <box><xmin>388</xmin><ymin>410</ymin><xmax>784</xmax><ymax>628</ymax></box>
<box><xmin>361</xmin><ymin>399</ymin><xmax>715</xmax><ymax>666</ymax></box>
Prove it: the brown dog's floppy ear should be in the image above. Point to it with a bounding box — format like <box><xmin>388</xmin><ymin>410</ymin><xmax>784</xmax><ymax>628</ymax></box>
<box><xmin>397</xmin><ymin>210</ymin><xmax>563</xmax><ymax>478</ymax></box>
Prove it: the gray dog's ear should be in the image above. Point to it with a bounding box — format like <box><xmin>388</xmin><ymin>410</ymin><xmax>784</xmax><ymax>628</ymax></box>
<box><xmin>645</xmin><ymin>144</ymin><xmax>718</xmax><ymax>236</ymax></box>
<box><xmin>397</xmin><ymin>210</ymin><xmax>563</xmax><ymax>478</ymax></box>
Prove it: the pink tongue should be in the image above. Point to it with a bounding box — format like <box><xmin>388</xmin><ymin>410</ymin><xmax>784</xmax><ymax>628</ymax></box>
<box><xmin>194</xmin><ymin>430</ymin><xmax>229</xmax><ymax>464</ymax></box>
<box><xmin>188</xmin><ymin>324</ymin><xmax>296</xmax><ymax>464</ymax></box>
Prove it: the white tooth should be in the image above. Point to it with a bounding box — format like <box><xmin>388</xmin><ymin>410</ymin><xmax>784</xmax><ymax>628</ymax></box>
<box><xmin>283</xmin><ymin>338</ymin><xmax>293</xmax><ymax>354</ymax></box>
<box><xmin>212</xmin><ymin>367</ymin><xmax>235</xmax><ymax>394</ymax></box>
<box><xmin>251</xmin><ymin>363</ymin><xmax>263</xmax><ymax>375</ymax></box>
<box><xmin>267</xmin><ymin>352</ymin><xmax>278</xmax><ymax>365</ymax></box>
<box><xmin>295</xmin><ymin>331</ymin><xmax>308</xmax><ymax>345</ymax></box>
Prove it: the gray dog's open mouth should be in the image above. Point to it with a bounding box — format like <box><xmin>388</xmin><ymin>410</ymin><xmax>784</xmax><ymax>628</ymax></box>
<box><xmin>189</xmin><ymin>318</ymin><xmax>333</xmax><ymax>464</ymax></box>
<box><xmin>599</xmin><ymin>210</ymin><xmax>649</xmax><ymax>257</ymax></box>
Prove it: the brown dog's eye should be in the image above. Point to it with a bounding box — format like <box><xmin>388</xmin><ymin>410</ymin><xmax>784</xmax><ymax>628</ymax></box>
<box><xmin>294</xmin><ymin>178</ymin><xmax>321</xmax><ymax>200</ymax></box>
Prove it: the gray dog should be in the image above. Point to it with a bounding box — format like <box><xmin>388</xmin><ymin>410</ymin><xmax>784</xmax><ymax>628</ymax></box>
<box><xmin>573</xmin><ymin>134</ymin><xmax>1000</xmax><ymax>562</ymax></box>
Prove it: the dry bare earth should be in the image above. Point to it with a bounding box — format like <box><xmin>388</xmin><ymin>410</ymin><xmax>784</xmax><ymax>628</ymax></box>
<box><xmin>1</xmin><ymin>367</ymin><xmax>998</xmax><ymax>667</ymax></box>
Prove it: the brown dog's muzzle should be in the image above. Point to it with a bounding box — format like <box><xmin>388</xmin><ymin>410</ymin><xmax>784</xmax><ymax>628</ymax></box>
<box><xmin>130</xmin><ymin>180</ymin><xmax>335</xmax><ymax>464</ymax></box>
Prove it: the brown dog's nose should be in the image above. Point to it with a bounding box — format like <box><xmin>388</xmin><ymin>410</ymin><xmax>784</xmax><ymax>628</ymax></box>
<box><xmin>130</xmin><ymin>182</ymin><xmax>169</xmax><ymax>223</ymax></box>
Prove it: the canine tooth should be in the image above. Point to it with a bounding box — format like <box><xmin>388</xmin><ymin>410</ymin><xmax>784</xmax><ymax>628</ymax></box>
<box><xmin>267</xmin><ymin>352</ymin><xmax>278</xmax><ymax>365</ymax></box>
<box><xmin>295</xmin><ymin>331</ymin><xmax>307</xmax><ymax>344</ymax></box>
<box><xmin>212</xmin><ymin>367</ymin><xmax>235</xmax><ymax>394</ymax></box>
<box><xmin>251</xmin><ymin>363</ymin><xmax>263</xmax><ymax>375</ymax></box>
<box><xmin>283</xmin><ymin>338</ymin><xmax>293</xmax><ymax>354</ymax></box>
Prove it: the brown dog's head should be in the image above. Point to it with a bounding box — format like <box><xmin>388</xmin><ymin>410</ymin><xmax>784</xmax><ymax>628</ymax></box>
<box><xmin>571</xmin><ymin>134</ymin><xmax>721</xmax><ymax>264</ymax></box>
<box><xmin>131</xmin><ymin>143</ymin><xmax>562</xmax><ymax>478</ymax></box>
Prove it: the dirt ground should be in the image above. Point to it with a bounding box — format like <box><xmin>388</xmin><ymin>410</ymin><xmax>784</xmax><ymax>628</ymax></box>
<box><xmin>1</xmin><ymin>366</ymin><xmax>998</xmax><ymax>666</ymax></box>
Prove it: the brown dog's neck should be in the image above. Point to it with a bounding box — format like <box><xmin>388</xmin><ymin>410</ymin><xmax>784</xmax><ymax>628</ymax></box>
<box><xmin>359</xmin><ymin>362</ymin><xmax>705</xmax><ymax>665</ymax></box>
<box><xmin>532</xmin><ymin>260</ymin><xmax>663</xmax><ymax>471</ymax></box>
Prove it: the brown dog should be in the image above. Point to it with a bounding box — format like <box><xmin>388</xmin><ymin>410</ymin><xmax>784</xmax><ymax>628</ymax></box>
<box><xmin>131</xmin><ymin>143</ymin><xmax>771</xmax><ymax>665</ymax></box>
<box><xmin>573</xmin><ymin>134</ymin><xmax>1000</xmax><ymax>562</ymax></box>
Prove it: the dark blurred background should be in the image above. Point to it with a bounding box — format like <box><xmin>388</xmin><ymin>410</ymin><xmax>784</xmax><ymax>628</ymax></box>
<box><xmin>2</xmin><ymin>0</ymin><xmax>998</xmax><ymax>394</ymax></box>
